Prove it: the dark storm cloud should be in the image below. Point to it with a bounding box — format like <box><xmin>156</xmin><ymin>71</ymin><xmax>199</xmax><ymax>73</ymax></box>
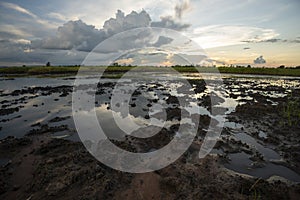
<box><xmin>290</xmin><ymin>39</ymin><xmax>300</xmax><ymax>43</ymax></box>
<box><xmin>32</xmin><ymin>10</ymin><xmax>187</xmax><ymax>52</ymax></box>
<box><xmin>153</xmin><ymin>36</ymin><xmax>174</xmax><ymax>47</ymax></box>
<box><xmin>150</xmin><ymin>0</ymin><xmax>191</xmax><ymax>31</ymax></box>
<box><xmin>151</xmin><ymin>16</ymin><xmax>190</xmax><ymax>31</ymax></box>
<box><xmin>263</xmin><ymin>38</ymin><xmax>284</xmax><ymax>43</ymax></box>
<box><xmin>0</xmin><ymin>40</ymin><xmax>29</xmax><ymax>62</ymax></box>
<box><xmin>243</xmin><ymin>38</ymin><xmax>300</xmax><ymax>44</ymax></box>
<box><xmin>31</xmin><ymin>20</ymin><xmax>107</xmax><ymax>52</ymax></box>
<box><xmin>253</xmin><ymin>55</ymin><xmax>266</xmax><ymax>64</ymax></box>
<box><xmin>31</xmin><ymin>10</ymin><xmax>151</xmax><ymax>52</ymax></box>
<box><xmin>1</xmin><ymin>7</ymin><xmax>192</xmax><ymax>65</ymax></box>
<box><xmin>175</xmin><ymin>0</ymin><xmax>191</xmax><ymax>19</ymax></box>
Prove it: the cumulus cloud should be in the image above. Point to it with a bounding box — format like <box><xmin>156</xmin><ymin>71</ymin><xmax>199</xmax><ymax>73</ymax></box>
<box><xmin>254</xmin><ymin>55</ymin><xmax>266</xmax><ymax>64</ymax></box>
<box><xmin>175</xmin><ymin>0</ymin><xmax>191</xmax><ymax>19</ymax></box>
<box><xmin>1</xmin><ymin>8</ymin><xmax>192</xmax><ymax>65</ymax></box>
<box><xmin>31</xmin><ymin>20</ymin><xmax>106</xmax><ymax>51</ymax></box>
<box><xmin>32</xmin><ymin>9</ymin><xmax>189</xmax><ymax>52</ymax></box>
<box><xmin>103</xmin><ymin>10</ymin><xmax>151</xmax><ymax>35</ymax></box>
<box><xmin>32</xmin><ymin>10</ymin><xmax>150</xmax><ymax>52</ymax></box>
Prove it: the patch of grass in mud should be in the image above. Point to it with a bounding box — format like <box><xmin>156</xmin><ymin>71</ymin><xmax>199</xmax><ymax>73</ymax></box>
<box><xmin>282</xmin><ymin>91</ymin><xmax>300</xmax><ymax>126</ymax></box>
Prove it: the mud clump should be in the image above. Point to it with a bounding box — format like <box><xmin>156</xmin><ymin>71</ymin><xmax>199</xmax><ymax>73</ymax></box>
<box><xmin>27</xmin><ymin>124</ymin><xmax>69</xmax><ymax>136</ymax></box>
<box><xmin>0</xmin><ymin>107</ymin><xmax>20</xmax><ymax>116</ymax></box>
<box><xmin>49</xmin><ymin>116</ymin><xmax>71</xmax><ymax>123</ymax></box>
<box><xmin>0</xmin><ymin>135</ymin><xmax>299</xmax><ymax>199</ymax></box>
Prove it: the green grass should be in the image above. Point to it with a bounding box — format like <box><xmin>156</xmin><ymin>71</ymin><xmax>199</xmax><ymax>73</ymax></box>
<box><xmin>173</xmin><ymin>66</ymin><xmax>300</xmax><ymax>76</ymax></box>
<box><xmin>217</xmin><ymin>67</ymin><xmax>300</xmax><ymax>76</ymax></box>
<box><xmin>0</xmin><ymin>66</ymin><xmax>300</xmax><ymax>77</ymax></box>
<box><xmin>0</xmin><ymin>66</ymin><xmax>79</xmax><ymax>75</ymax></box>
<box><xmin>282</xmin><ymin>91</ymin><xmax>300</xmax><ymax>126</ymax></box>
<box><xmin>27</xmin><ymin>66</ymin><xmax>80</xmax><ymax>75</ymax></box>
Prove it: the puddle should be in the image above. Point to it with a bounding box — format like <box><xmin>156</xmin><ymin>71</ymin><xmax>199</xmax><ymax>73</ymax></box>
<box><xmin>0</xmin><ymin>158</ymin><xmax>10</xmax><ymax>167</ymax></box>
<box><xmin>1</xmin><ymin>74</ymin><xmax>300</xmax><ymax>182</ymax></box>
<box><xmin>258</xmin><ymin>131</ymin><xmax>268</xmax><ymax>139</ymax></box>
<box><xmin>225</xmin><ymin>152</ymin><xmax>300</xmax><ymax>182</ymax></box>
<box><xmin>234</xmin><ymin>132</ymin><xmax>280</xmax><ymax>160</ymax></box>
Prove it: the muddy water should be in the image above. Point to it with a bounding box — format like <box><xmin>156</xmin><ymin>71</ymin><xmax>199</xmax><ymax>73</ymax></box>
<box><xmin>0</xmin><ymin>73</ymin><xmax>300</xmax><ymax>182</ymax></box>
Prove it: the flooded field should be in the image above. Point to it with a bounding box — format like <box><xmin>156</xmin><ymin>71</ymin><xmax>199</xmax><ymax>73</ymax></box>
<box><xmin>0</xmin><ymin>73</ymin><xmax>300</xmax><ymax>199</ymax></box>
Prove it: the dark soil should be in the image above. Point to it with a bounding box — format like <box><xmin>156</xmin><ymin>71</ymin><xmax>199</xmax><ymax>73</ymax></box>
<box><xmin>0</xmin><ymin>135</ymin><xmax>299</xmax><ymax>200</ymax></box>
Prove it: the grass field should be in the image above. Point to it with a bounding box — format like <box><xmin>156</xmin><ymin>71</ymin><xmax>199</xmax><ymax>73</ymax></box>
<box><xmin>0</xmin><ymin>66</ymin><xmax>300</xmax><ymax>77</ymax></box>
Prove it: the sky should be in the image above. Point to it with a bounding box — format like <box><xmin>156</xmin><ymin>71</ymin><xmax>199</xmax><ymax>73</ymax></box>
<box><xmin>0</xmin><ymin>0</ymin><xmax>299</xmax><ymax>67</ymax></box>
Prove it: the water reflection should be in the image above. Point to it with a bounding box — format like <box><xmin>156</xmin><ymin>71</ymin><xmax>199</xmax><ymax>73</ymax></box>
<box><xmin>0</xmin><ymin>73</ymin><xmax>299</xmax><ymax>180</ymax></box>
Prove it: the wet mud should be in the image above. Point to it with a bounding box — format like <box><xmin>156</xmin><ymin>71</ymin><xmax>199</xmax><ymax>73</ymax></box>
<box><xmin>0</xmin><ymin>74</ymin><xmax>300</xmax><ymax>199</ymax></box>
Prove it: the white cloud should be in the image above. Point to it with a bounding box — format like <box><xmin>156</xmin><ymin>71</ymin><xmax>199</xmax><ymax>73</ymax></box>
<box><xmin>103</xmin><ymin>10</ymin><xmax>151</xmax><ymax>35</ymax></box>
<box><xmin>0</xmin><ymin>2</ymin><xmax>55</xmax><ymax>29</ymax></box>
<box><xmin>0</xmin><ymin>2</ymin><xmax>59</xmax><ymax>42</ymax></box>
<box><xmin>31</xmin><ymin>20</ymin><xmax>105</xmax><ymax>51</ymax></box>
<box><xmin>0</xmin><ymin>25</ymin><xmax>32</xmax><ymax>39</ymax></box>
<box><xmin>56</xmin><ymin>0</ymin><xmax>178</xmax><ymax>28</ymax></box>
<box><xmin>1</xmin><ymin>7</ymin><xmax>196</xmax><ymax>66</ymax></box>
<box><xmin>13</xmin><ymin>39</ymin><xmax>31</xmax><ymax>45</ymax></box>
<box><xmin>189</xmin><ymin>25</ymin><xmax>279</xmax><ymax>49</ymax></box>
<box><xmin>32</xmin><ymin>10</ymin><xmax>189</xmax><ymax>52</ymax></box>
<box><xmin>47</xmin><ymin>12</ymin><xmax>68</xmax><ymax>22</ymax></box>
<box><xmin>0</xmin><ymin>2</ymin><xmax>37</xmax><ymax>18</ymax></box>
<box><xmin>32</xmin><ymin>10</ymin><xmax>151</xmax><ymax>52</ymax></box>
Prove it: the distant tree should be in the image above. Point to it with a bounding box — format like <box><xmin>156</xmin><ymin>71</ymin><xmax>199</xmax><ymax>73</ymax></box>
<box><xmin>247</xmin><ymin>65</ymin><xmax>251</xmax><ymax>68</ymax></box>
<box><xmin>111</xmin><ymin>62</ymin><xmax>119</xmax><ymax>67</ymax></box>
<box><xmin>278</xmin><ymin>65</ymin><xmax>285</xmax><ymax>69</ymax></box>
<box><xmin>22</xmin><ymin>65</ymin><xmax>26</xmax><ymax>67</ymax></box>
<box><xmin>46</xmin><ymin>62</ymin><xmax>51</xmax><ymax>67</ymax></box>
